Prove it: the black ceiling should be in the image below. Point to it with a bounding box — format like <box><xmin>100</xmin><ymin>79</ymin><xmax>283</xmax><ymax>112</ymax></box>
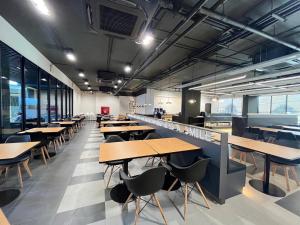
<box><xmin>1</xmin><ymin>0</ymin><xmax>300</xmax><ymax>94</ymax></box>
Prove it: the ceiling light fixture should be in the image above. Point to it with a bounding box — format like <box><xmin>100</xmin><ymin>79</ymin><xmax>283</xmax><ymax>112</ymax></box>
<box><xmin>124</xmin><ymin>65</ymin><xmax>132</xmax><ymax>73</ymax></box>
<box><xmin>84</xmin><ymin>81</ymin><xmax>89</xmax><ymax>85</ymax></box>
<box><xmin>141</xmin><ymin>33</ymin><xmax>154</xmax><ymax>47</ymax></box>
<box><xmin>188</xmin><ymin>99</ymin><xmax>196</xmax><ymax>104</ymax></box>
<box><xmin>88</xmin><ymin>86</ymin><xmax>91</xmax><ymax>90</ymax></box>
<box><xmin>78</xmin><ymin>72</ymin><xmax>85</xmax><ymax>77</ymax></box>
<box><xmin>117</xmin><ymin>79</ymin><xmax>122</xmax><ymax>84</ymax></box>
<box><xmin>114</xmin><ymin>85</ymin><xmax>118</xmax><ymax>89</ymax></box>
<box><xmin>257</xmin><ymin>75</ymin><xmax>300</xmax><ymax>84</ymax></box>
<box><xmin>41</xmin><ymin>78</ymin><xmax>47</xmax><ymax>82</ymax></box>
<box><xmin>30</xmin><ymin>0</ymin><xmax>50</xmax><ymax>16</ymax></box>
<box><xmin>212</xmin><ymin>83</ymin><xmax>254</xmax><ymax>91</ymax></box>
<box><xmin>1</xmin><ymin>76</ymin><xmax>8</xmax><ymax>79</ymax></box>
<box><xmin>65</xmin><ymin>50</ymin><xmax>76</xmax><ymax>62</ymax></box>
<box><xmin>190</xmin><ymin>75</ymin><xmax>246</xmax><ymax>90</ymax></box>
<box><xmin>212</xmin><ymin>96</ymin><xmax>218</xmax><ymax>102</ymax></box>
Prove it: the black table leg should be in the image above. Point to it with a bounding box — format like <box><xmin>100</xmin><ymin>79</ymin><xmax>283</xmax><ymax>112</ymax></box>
<box><xmin>249</xmin><ymin>154</ymin><xmax>286</xmax><ymax>197</ymax></box>
<box><xmin>110</xmin><ymin>160</ymin><xmax>131</xmax><ymax>203</ymax></box>
<box><xmin>0</xmin><ymin>189</ymin><xmax>20</xmax><ymax>207</ymax></box>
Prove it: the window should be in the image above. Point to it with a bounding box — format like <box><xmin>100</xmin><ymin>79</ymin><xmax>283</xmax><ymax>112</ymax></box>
<box><xmin>57</xmin><ymin>82</ymin><xmax>62</xmax><ymax>120</ymax></box>
<box><xmin>287</xmin><ymin>94</ymin><xmax>300</xmax><ymax>114</ymax></box>
<box><xmin>62</xmin><ymin>84</ymin><xmax>66</xmax><ymax>118</ymax></box>
<box><xmin>0</xmin><ymin>44</ymin><xmax>23</xmax><ymax>140</ymax></box>
<box><xmin>50</xmin><ymin>77</ymin><xmax>57</xmax><ymax>121</ymax></box>
<box><xmin>24</xmin><ymin>60</ymin><xmax>39</xmax><ymax>128</ymax></box>
<box><xmin>271</xmin><ymin>95</ymin><xmax>286</xmax><ymax>114</ymax></box>
<box><xmin>66</xmin><ymin>87</ymin><xmax>69</xmax><ymax>117</ymax></box>
<box><xmin>211</xmin><ymin>96</ymin><xmax>242</xmax><ymax>115</ymax></box>
<box><xmin>232</xmin><ymin>97</ymin><xmax>242</xmax><ymax>115</ymax></box>
<box><xmin>258</xmin><ymin>96</ymin><xmax>271</xmax><ymax>114</ymax></box>
<box><xmin>40</xmin><ymin>71</ymin><xmax>49</xmax><ymax>122</ymax></box>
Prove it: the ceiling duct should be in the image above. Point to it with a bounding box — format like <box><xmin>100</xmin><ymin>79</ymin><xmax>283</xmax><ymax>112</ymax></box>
<box><xmin>97</xmin><ymin>70</ymin><xmax>116</xmax><ymax>83</ymax></box>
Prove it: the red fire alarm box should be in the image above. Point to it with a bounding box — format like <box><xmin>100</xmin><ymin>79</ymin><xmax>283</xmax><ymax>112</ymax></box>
<box><xmin>101</xmin><ymin>106</ymin><xmax>110</xmax><ymax>115</ymax></box>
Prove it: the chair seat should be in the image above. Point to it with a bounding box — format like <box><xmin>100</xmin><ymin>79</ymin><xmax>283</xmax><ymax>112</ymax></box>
<box><xmin>270</xmin><ymin>156</ymin><xmax>300</xmax><ymax>166</ymax></box>
<box><xmin>0</xmin><ymin>152</ymin><xmax>31</xmax><ymax>166</ymax></box>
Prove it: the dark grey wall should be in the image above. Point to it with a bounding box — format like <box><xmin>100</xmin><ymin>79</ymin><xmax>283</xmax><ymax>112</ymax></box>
<box><xmin>181</xmin><ymin>88</ymin><xmax>200</xmax><ymax>123</ymax></box>
<box><xmin>242</xmin><ymin>95</ymin><xmax>258</xmax><ymax>116</ymax></box>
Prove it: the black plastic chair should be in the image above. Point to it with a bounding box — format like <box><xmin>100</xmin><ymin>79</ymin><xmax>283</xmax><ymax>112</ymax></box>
<box><xmin>118</xmin><ymin>131</ymin><xmax>130</xmax><ymax>141</ymax></box>
<box><xmin>120</xmin><ymin>167</ymin><xmax>167</xmax><ymax>225</ymax></box>
<box><xmin>165</xmin><ymin>158</ymin><xmax>210</xmax><ymax>221</ymax></box>
<box><xmin>103</xmin><ymin>135</ymin><xmax>131</xmax><ymax>188</ymax></box>
<box><xmin>231</xmin><ymin>131</ymin><xmax>258</xmax><ymax>168</ymax></box>
<box><xmin>29</xmin><ymin>132</ymin><xmax>51</xmax><ymax>165</ymax></box>
<box><xmin>270</xmin><ymin>132</ymin><xmax>300</xmax><ymax>191</ymax></box>
<box><xmin>0</xmin><ymin>135</ymin><xmax>32</xmax><ymax>188</ymax></box>
<box><xmin>133</xmin><ymin>130</ymin><xmax>152</xmax><ymax>140</ymax></box>
<box><xmin>144</xmin><ymin>133</ymin><xmax>162</xmax><ymax>167</ymax></box>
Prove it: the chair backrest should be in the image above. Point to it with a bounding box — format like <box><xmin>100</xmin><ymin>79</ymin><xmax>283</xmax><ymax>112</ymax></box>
<box><xmin>276</xmin><ymin>131</ymin><xmax>298</xmax><ymax>148</ymax></box>
<box><xmin>144</xmin><ymin>132</ymin><xmax>161</xmax><ymax>140</ymax></box>
<box><xmin>248</xmin><ymin>127</ymin><xmax>264</xmax><ymax>139</ymax></box>
<box><xmin>120</xmin><ymin>167</ymin><xmax>166</xmax><ymax>196</ymax></box>
<box><xmin>242</xmin><ymin>131</ymin><xmax>258</xmax><ymax>140</ymax></box>
<box><xmin>48</xmin><ymin>123</ymin><xmax>60</xmax><ymax>127</ymax></box>
<box><xmin>105</xmin><ymin>135</ymin><xmax>124</xmax><ymax>143</ymax></box>
<box><xmin>170</xmin><ymin>158</ymin><xmax>210</xmax><ymax>183</ymax></box>
<box><xmin>5</xmin><ymin>135</ymin><xmax>31</xmax><ymax>143</ymax></box>
<box><xmin>118</xmin><ymin>132</ymin><xmax>130</xmax><ymax>141</ymax></box>
<box><xmin>29</xmin><ymin>131</ymin><xmax>47</xmax><ymax>142</ymax></box>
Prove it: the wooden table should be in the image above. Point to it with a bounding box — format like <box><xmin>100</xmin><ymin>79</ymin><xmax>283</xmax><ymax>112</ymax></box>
<box><xmin>0</xmin><ymin>209</ymin><xmax>10</xmax><ymax>225</ymax></box>
<box><xmin>281</xmin><ymin>125</ymin><xmax>300</xmax><ymax>132</ymax></box>
<box><xmin>100</xmin><ymin>125</ymin><xmax>155</xmax><ymax>133</ymax></box>
<box><xmin>99</xmin><ymin>137</ymin><xmax>201</xmax><ymax>203</ymax></box>
<box><xmin>0</xmin><ymin>142</ymin><xmax>40</xmax><ymax>207</ymax></box>
<box><xmin>101</xmin><ymin>120</ymin><xmax>138</xmax><ymax>125</ymax></box>
<box><xmin>214</xmin><ymin>134</ymin><xmax>300</xmax><ymax>197</ymax></box>
<box><xmin>145</xmin><ymin>137</ymin><xmax>200</xmax><ymax>155</ymax></box>
<box><xmin>52</xmin><ymin>121</ymin><xmax>75</xmax><ymax>125</ymax></box>
<box><xmin>0</xmin><ymin>142</ymin><xmax>40</xmax><ymax>160</ymax></box>
<box><xmin>19</xmin><ymin>127</ymin><xmax>65</xmax><ymax>134</ymax></box>
<box><xmin>252</xmin><ymin>126</ymin><xmax>300</xmax><ymax>137</ymax></box>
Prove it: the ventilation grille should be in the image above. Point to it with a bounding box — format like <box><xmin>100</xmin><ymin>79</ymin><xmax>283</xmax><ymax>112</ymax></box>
<box><xmin>99</xmin><ymin>5</ymin><xmax>138</xmax><ymax>36</ymax></box>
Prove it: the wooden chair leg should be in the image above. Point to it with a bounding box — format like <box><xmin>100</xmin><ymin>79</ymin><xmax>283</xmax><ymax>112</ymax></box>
<box><xmin>272</xmin><ymin>164</ymin><xmax>277</xmax><ymax>176</ymax></box>
<box><xmin>167</xmin><ymin>178</ymin><xmax>178</xmax><ymax>193</ymax></box>
<box><xmin>5</xmin><ymin>167</ymin><xmax>9</xmax><ymax>178</ymax></box>
<box><xmin>239</xmin><ymin>152</ymin><xmax>243</xmax><ymax>162</ymax></box>
<box><xmin>106</xmin><ymin>166</ymin><xmax>114</xmax><ymax>188</ymax></box>
<box><xmin>153</xmin><ymin>194</ymin><xmax>168</xmax><ymax>225</ymax></box>
<box><xmin>40</xmin><ymin>148</ymin><xmax>47</xmax><ymax>166</ymax></box>
<box><xmin>134</xmin><ymin>196</ymin><xmax>140</xmax><ymax>225</ymax></box>
<box><xmin>123</xmin><ymin>193</ymin><xmax>133</xmax><ymax>209</ymax></box>
<box><xmin>195</xmin><ymin>182</ymin><xmax>210</xmax><ymax>209</ymax></box>
<box><xmin>231</xmin><ymin>149</ymin><xmax>238</xmax><ymax>159</ymax></box>
<box><xmin>103</xmin><ymin>165</ymin><xmax>109</xmax><ymax>176</ymax></box>
<box><xmin>291</xmin><ymin>167</ymin><xmax>300</xmax><ymax>186</ymax></box>
<box><xmin>43</xmin><ymin>147</ymin><xmax>51</xmax><ymax>159</ymax></box>
<box><xmin>22</xmin><ymin>159</ymin><xmax>32</xmax><ymax>177</ymax></box>
<box><xmin>284</xmin><ymin>167</ymin><xmax>291</xmax><ymax>192</ymax></box>
<box><xmin>17</xmin><ymin>164</ymin><xmax>23</xmax><ymax>188</ymax></box>
<box><xmin>184</xmin><ymin>183</ymin><xmax>188</xmax><ymax>221</ymax></box>
<box><xmin>250</xmin><ymin>153</ymin><xmax>257</xmax><ymax>168</ymax></box>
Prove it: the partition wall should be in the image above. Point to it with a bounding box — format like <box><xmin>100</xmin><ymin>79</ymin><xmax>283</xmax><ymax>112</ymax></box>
<box><xmin>0</xmin><ymin>41</ymin><xmax>73</xmax><ymax>141</ymax></box>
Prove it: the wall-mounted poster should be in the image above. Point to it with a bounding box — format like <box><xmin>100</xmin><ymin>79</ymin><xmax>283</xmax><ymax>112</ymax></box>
<box><xmin>101</xmin><ymin>106</ymin><xmax>110</xmax><ymax>115</ymax></box>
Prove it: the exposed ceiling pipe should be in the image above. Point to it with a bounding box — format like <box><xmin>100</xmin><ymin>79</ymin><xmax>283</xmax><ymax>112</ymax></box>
<box><xmin>114</xmin><ymin>0</ymin><xmax>209</xmax><ymax>95</ymax></box>
<box><xmin>177</xmin><ymin>51</ymin><xmax>300</xmax><ymax>89</ymax></box>
<box><xmin>199</xmin><ymin>7</ymin><xmax>300</xmax><ymax>52</ymax></box>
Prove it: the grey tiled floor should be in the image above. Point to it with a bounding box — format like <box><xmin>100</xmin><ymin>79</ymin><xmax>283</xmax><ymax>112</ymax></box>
<box><xmin>2</xmin><ymin>122</ymin><xmax>300</xmax><ymax>225</ymax></box>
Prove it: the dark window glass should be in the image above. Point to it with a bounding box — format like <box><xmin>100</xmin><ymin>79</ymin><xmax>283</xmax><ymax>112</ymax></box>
<box><xmin>24</xmin><ymin>60</ymin><xmax>39</xmax><ymax>128</ymax></box>
<box><xmin>57</xmin><ymin>82</ymin><xmax>61</xmax><ymax>120</ymax></box>
<box><xmin>40</xmin><ymin>71</ymin><xmax>49</xmax><ymax>123</ymax></box>
<box><xmin>50</xmin><ymin>77</ymin><xmax>57</xmax><ymax>121</ymax></box>
<box><xmin>70</xmin><ymin>89</ymin><xmax>73</xmax><ymax>116</ymax></box>
<box><xmin>62</xmin><ymin>84</ymin><xmax>66</xmax><ymax>118</ymax></box>
<box><xmin>0</xmin><ymin>44</ymin><xmax>23</xmax><ymax>140</ymax></box>
<box><xmin>66</xmin><ymin>87</ymin><xmax>70</xmax><ymax>117</ymax></box>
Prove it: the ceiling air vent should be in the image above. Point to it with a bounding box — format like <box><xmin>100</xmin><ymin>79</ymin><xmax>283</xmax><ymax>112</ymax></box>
<box><xmin>98</xmin><ymin>0</ymin><xmax>145</xmax><ymax>39</ymax></box>
<box><xmin>100</xmin><ymin>5</ymin><xmax>137</xmax><ymax>36</ymax></box>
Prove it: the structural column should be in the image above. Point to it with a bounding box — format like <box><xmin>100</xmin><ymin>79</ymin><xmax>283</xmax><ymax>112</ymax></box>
<box><xmin>181</xmin><ymin>88</ymin><xmax>200</xmax><ymax>123</ymax></box>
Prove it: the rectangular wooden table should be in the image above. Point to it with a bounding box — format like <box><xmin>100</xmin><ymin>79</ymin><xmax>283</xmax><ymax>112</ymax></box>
<box><xmin>213</xmin><ymin>134</ymin><xmax>300</xmax><ymax>197</ymax></box>
<box><xmin>0</xmin><ymin>209</ymin><xmax>10</xmax><ymax>225</ymax></box>
<box><xmin>52</xmin><ymin>121</ymin><xmax>75</xmax><ymax>125</ymax></box>
<box><xmin>253</xmin><ymin>126</ymin><xmax>300</xmax><ymax>137</ymax></box>
<box><xmin>100</xmin><ymin>125</ymin><xmax>155</xmax><ymax>133</ymax></box>
<box><xmin>19</xmin><ymin>127</ymin><xmax>65</xmax><ymax>134</ymax></box>
<box><xmin>144</xmin><ymin>137</ymin><xmax>200</xmax><ymax>155</ymax></box>
<box><xmin>0</xmin><ymin>142</ymin><xmax>40</xmax><ymax>160</ymax></box>
<box><xmin>101</xmin><ymin>120</ymin><xmax>138</xmax><ymax>125</ymax></box>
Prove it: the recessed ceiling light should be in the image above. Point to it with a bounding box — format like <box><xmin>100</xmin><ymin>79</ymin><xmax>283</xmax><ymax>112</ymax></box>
<box><xmin>78</xmin><ymin>72</ymin><xmax>85</xmax><ymax>77</ymax></box>
<box><xmin>41</xmin><ymin>78</ymin><xmax>47</xmax><ymax>82</ymax></box>
<box><xmin>30</xmin><ymin>0</ymin><xmax>50</xmax><ymax>16</ymax></box>
<box><xmin>124</xmin><ymin>65</ymin><xmax>132</xmax><ymax>73</ymax></box>
<box><xmin>141</xmin><ymin>33</ymin><xmax>154</xmax><ymax>47</ymax></box>
<box><xmin>114</xmin><ymin>85</ymin><xmax>118</xmax><ymax>89</ymax></box>
<box><xmin>84</xmin><ymin>81</ymin><xmax>89</xmax><ymax>85</ymax></box>
<box><xmin>65</xmin><ymin>50</ymin><xmax>76</xmax><ymax>62</ymax></box>
<box><xmin>88</xmin><ymin>86</ymin><xmax>91</xmax><ymax>90</ymax></box>
<box><xmin>1</xmin><ymin>76</ymin><xmax>8</xmax><ymax>79</ymax></box>
<box><xmin>117</xmin><ymin>79</ymin><xmax>122</xmax><ymax>84</ymax></box>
